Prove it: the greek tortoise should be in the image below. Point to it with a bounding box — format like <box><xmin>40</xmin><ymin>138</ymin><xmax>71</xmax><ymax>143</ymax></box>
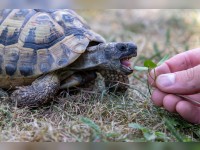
<box><xmin>0</xmin><ymin>9</ymin><xmax>137</xmax><ymax>107</ymax></box>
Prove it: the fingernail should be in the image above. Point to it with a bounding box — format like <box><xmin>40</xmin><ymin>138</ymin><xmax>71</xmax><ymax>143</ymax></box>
<box><xmin>156</xmin><ymin>73</ymin><xmax>175</xmax><ymax>87</ymax></box>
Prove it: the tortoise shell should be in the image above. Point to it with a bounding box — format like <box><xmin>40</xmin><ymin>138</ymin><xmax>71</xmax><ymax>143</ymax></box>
<box><xmin>0</xmin><ymin>9</ymin><xmax>105</xmax><ymax>78</ymax></box>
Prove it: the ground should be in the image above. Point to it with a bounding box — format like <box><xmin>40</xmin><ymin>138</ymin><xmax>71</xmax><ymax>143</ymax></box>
<box><xmin>1</xmin><ymin>9</ymin><xmax>200</xmax><ymax>142</ymax></box>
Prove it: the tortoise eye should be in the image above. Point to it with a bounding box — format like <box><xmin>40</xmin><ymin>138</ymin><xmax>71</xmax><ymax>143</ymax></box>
<box><xmin>116</xmin><ymin>44</ymin><xmax>127</xmax><ymax>51</ymax></box>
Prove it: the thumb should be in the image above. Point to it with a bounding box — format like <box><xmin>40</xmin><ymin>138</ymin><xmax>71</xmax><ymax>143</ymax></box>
<box><xmin>156</xmin><ymin>65</ymin><xmax>200</xmax><ymax>94</ymax></box>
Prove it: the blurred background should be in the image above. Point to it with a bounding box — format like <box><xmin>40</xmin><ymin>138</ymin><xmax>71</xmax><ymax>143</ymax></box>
<box><xmin>78</xmin><ymin>9</ymin><xmax>200</xmax><ymax>54</ymax></box>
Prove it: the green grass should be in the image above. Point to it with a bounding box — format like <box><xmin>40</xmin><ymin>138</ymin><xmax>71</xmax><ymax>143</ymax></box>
<box><xmin>1</xmin><ymin>9</ymin><xmax>200</xmax><ymax>142</ymax></box>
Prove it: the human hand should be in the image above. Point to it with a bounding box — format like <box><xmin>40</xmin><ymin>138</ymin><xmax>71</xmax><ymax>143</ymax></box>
<box><xmin>148</xmin><ymin>48</ymin><xmax>200</xmax><ymax>124</ymax></box>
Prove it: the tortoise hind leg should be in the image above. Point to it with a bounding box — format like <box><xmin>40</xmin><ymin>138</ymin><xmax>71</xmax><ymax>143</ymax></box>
<box><xmin>98</xmin><ymin>70</ymin><xmax>129</xmax><ymax>93</ymax></box>
<box><xmin>11</xmin><ymin>73</ymin><xmax>60</xmax><ymax>108</ymax></box>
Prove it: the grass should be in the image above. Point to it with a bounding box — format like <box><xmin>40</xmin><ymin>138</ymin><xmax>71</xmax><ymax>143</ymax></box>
<box><xmin>1</xmin><ymin>9</ymin><xmax>200</xmax><ymax>142</ymax></box>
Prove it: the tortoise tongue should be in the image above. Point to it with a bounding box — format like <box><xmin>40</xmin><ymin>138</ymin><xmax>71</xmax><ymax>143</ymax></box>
<box><xmin>121</xmin><ymin>59</ymin><xmax>131</xmax><ymax>67</ymax></box>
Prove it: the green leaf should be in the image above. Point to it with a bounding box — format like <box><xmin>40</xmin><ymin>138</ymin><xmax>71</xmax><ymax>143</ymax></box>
<box><xmin>155</xmin><ymin>131</ymin><xmax>168</xmax><ymax>140</ymax></box>
<box><xmin>129</xmin><ymin>123</ymin><xmax>156</xmax><ymax>141</ymax></box>
<box><xmin>143</xmin><ymin>131</ymin><xmax>156</xmax><ymax>141</ymax></box>
<box><xmin>144</xmin><ymin>60</ymin><xmax>157</xmax><ymax>69</ymax></box>
<box><xmin>134</xmin><ymin>66</ymin><xmax>148</xmax><ymax>71</ymax></box>
<box><xmin>157</xmin><ymin>54</ymin><xmax>169</xmax><ymax>66</ymax></box>
<box><xmin>129</xmin><ymin>123</ymin><xmax>168</xmax><ymax>141</ymax></box>
<box><xmin>80</xmin><ymin>117</ymin><xmax>101</xmax><ymax>134</ymax></box>
<box><xmin>128</xmin><ymin>123</ymin><xmax>145</xmax><ymax>130</ymax></box>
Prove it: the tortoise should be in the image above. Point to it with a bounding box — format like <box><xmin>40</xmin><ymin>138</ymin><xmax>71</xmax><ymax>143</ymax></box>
<box><xmin>0</xmin><ymin>9</ymin><xmax>137</xmax><ymax>107</ymax></box>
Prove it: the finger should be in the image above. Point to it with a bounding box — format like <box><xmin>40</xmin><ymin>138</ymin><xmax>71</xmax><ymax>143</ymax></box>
<box><xmin>156</xmin><ymin>65</ymin><xmax>200</xmax><ymax>94</ymax></box>
<box><xmin>151</xmin><ymin>89</ymin><xmax>182</xmax><ymax>112</ymax></box>
<box><xmin>151</xmin><ymin>88</ymin><xmax>167</xmax><ymax>106</ymax></box>
<box><xmin>176</xmin><ymin>101</ymin><xmax>200</xmax><ymax>124</ymax></box>
<box><xmin>159</xmin><ymin>48</ymin><xmax>200</xmax><ymax>73</ymax></box>
<box><xmin>148</xmin><ymin>48</ymin><xmax>200</xmax><ymax>87</ymax></box>
<box><xmin>163</xmin><ymin>94</ymin><xmax>182</xmax><ymax>113</ymax></box>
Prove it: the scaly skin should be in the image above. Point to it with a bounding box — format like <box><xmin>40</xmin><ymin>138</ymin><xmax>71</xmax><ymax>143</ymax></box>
<box><xmin>11</xmin><ymin>74</ymin><xmax>60</xmax><ymax>107</ymax></box>
<box><xmin>99</xmin><ymin>70</ymin><xmax>129</xmax><ymax>93</ymax></box>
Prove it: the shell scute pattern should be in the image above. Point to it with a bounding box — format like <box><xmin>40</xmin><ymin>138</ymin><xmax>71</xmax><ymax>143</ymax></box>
<box><xmin>37</xmin><ymin>49</ymin><xmax>54</xmax><ymax>73</ymax></box>
<box><xmin>47</xmin><ymin>35</ymin><xmax>89</xmax><ymax>69</ymax></box>
<box><xmin>51</xmin><ymin>10</ymin><xmax>91</xmax><ymax>41</ymax></box>
<box><xmin>18</xmin><ymin>49</ymin><xmax>36</xmax><ymax>76</ymax></box>
<box><xmin>0</xmin><ymin>9</ymin><xmax>36</xmax><ymax>46</ymax></box>
<box><xmin>0</xmin><ymin>9</ymin><xmax>12</xmax><ymax>24</ymax></box>
<box><xmin>20</xmin><ymin>12</ymin><xmax>65</xmax><ymax>50</ymax></box>
<box><xmin>0</xmin><ymin>9</ymin><xmax>104</xmax><ymax>79</ymax></box>
<box><xmin>58</xmin><ymin>43</ymin><xmax>71</xmax><ymax>66</ymax></box>
<box><xmin>4</xmin><ymin>47</ymin><xmax>19</xmax><ymax>76</ymax></box>
<box><xmin>51</xmin><ymin>10</ymin><xmax>89</xmax><ymax>29</ymax></box>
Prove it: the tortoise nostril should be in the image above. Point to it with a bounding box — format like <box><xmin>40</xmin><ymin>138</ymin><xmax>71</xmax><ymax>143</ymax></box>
<box><xmin>129</xmin><ymin>44</ymin><xmax>137</xmax><ymax>51</ymax></box>
<box><xmin>134</xmin><ymin>45</ymin><xmax>137</xmax><ymax>50</ymax></box>
<box><xmin>128</xmin><ymin>43</ymin><xmax>137</xmax><ymax>56</ymax></box>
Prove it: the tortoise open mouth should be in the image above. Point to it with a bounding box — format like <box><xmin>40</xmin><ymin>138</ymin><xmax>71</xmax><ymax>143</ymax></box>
<box><xmin>120</xmin><ymin>54</ymin><xmax>136</xmax><ymax>75</ymax></box>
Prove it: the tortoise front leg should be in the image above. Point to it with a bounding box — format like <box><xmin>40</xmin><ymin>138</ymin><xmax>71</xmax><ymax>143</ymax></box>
<box><xmin>11</xmin><ymin>73</ymin><xmax>60</xmax><ymax>108</ymax></box>
<box><xmin>98</xmin><ymin>70</ymin><xmax>129</xmax><ymax>93</ymax></box>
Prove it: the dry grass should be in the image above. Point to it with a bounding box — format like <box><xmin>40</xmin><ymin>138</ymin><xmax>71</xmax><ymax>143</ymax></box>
<box><xmin>1</xmin><ymin>9</ymin><xmax>200</xmax><ymax>142</ymax></box>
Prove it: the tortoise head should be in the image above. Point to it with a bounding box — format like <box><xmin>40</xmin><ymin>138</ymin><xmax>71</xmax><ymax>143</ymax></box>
<box><xmin>98</xmin><ymin>42</ymin><xmax>137</xmax><ymax>75</ymax></box>
<box><xmin>69</xmin><ymin>42</ymin><xmax>137</xmax><ymax>75</ymax></box>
